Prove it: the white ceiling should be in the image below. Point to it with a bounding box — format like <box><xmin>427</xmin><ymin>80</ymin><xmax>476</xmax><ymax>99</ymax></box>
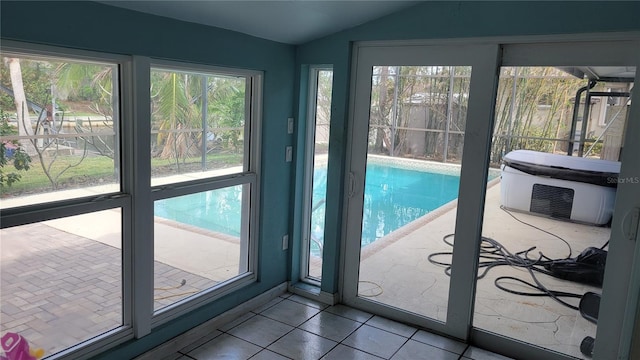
<box><xmin>98</xmin><ymin>1</ymin><xmax>418</xmax><ymax>45</ymax></box>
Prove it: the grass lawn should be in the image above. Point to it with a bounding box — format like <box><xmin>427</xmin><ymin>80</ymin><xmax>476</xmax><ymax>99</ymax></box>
<box><xmin>1</xmin><ymin>151</ymin><xmax>243</xmax><ymax>197</ymax></box>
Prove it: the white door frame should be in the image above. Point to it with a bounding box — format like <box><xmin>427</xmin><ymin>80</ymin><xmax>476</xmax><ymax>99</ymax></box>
<box><xmin>342</xmin><ymin>35</ymin><xmax>640</xmax><ymax>360</ymax></box>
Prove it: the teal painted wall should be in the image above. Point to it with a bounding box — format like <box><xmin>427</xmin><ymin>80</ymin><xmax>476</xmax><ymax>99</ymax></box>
<box><xmin>294</xmin><ymin>1</ymin><xmax>640</xmax><ymax>293</ymax></box>
<box><xmin>1</xmin><ymin>1</ymin><xmax>295</xmax><ymax>358</ymax></box>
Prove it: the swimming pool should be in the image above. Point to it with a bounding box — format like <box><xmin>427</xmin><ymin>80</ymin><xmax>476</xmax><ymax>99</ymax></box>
<box><xmin>361</xmin><ymin>163</ymin><xmax>460</xmax><ymax>245</ymax></box>
<box><xmin>155</xmin><ymin>161</ymin><xmax>485</xmax><ymax>247</ymax></box>
<box><xmin>155</xmin><ymin>185</ymin><xmax>243</xmax><ymax>237</ymax></box>
<box><xmin>308</xmin><ymin>163</ymin><xmax>462</xmax><ymax>248</ymax></box>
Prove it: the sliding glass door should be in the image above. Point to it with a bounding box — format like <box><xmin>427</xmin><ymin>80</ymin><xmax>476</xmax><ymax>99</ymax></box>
<box><xmin>472</xmin><ymin>41</ymin><xmax>640</xmax><ymax>360</ymax></box>
<box><xmin>343</xmin><ymin>44</ymin><xmax>501</xmax><ymax>336</ymax></box>
<box><xmin>343</xmin><ymin>39</ymin><xmax>640</xmax><ymax>359</ymax></box>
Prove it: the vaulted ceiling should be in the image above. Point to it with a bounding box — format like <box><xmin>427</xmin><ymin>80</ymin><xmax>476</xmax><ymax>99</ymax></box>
<box><xmin>99</xmin><ymin>1</ymin><xmax>419</xmax><ymax>44</ymax></box>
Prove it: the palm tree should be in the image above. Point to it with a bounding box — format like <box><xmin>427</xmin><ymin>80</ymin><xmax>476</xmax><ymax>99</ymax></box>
<box><xmin>208</xmin><ymin>76</ymin><xmax>245</xmax><ymax>153</ymax></box>
<box><xmin>151</xmin><ymin>70</ymin><xmax>201</xmax><ymax>163</ymax></box>
<box><xmin>56</xmin><ymin>62</ymin><xmax>114</xmax><ymax>118</ymax></box>
<box><xmin>7</xmin><ymin>58</ymin><xmax>36</xmax><ymax>154</ymax></box>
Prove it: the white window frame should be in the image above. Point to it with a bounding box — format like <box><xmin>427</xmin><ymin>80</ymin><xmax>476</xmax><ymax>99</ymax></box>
<box><xmin>300</xmin><ymin>65</ymin><xmax>332</xmax><ymax>284</ymax></box>
<box><xmin>0</xmin><ymin>40</ymin><xmax>135</xmax><ymax>360</ymax></box>
<box><xmin>0</xmin><ymin>41</ymin><xmax>263</xmax><ymax>359</ymax></box>
<box><xmin>147</xmin><ymin>60</ymin><xmax>262</xmax><ymax>326</ymax></box>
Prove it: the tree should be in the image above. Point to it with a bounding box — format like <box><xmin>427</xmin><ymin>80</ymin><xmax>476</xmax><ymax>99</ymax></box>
<box><xmin>208</xmin><ymin>76</ymin><xmax>245</xmax><ymax>153</ymax></box>
<box><xmin>312</xmin><ymin>70</ymin><xmax>333</xmax><ymax>153</ymax></box>
<box><xmin>1</xmin><ymin>57</ymin><xmax>117</xmax><ymax>191</ymax></box>
<box><xmin>7</xmin><ymin>58</ymin><xmax>36</xmax><ymax>155</ymax></box>
<box><xmin>489</xmin><ymin>67</ymin><xmax>585</xmax><ymax>165</ymax></box>
<box><xmin>151</xmin><ymin>71</ymin><xmax>201</xmax><ymax>167</ymax></box>
<box><xmin>56</xmin><ymin>62</ymin><xmax>114</xmax><ymax>117</ymax></box>
<box><xmin>150</xmin><ymin>71</ymin><xmax>246</xmax><ymax>170</ymax></box>
<box><xmin>0</xmin><ymin>112</ymin><xmax>31</xmax><ymax>190</ymax></box>
<box><xmin>367</xmin><ymin>66</ymin><xmax>471</xmax><ymax>161</ymax></box>
<box><xmin>369</xmin><ymin>66</ymin><xmax>394</xmax><ymax>155</ymax></box>
<box><xmin>55</xmin><ymin>62</ymin><xmax>117</xmax><ymax>158</ymax></box>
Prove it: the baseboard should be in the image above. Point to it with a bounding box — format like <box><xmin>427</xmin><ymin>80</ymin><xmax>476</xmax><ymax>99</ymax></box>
<box><xmin>287</xmin><ymin>282</ymin><xmax>339</xmax><ymax>305</ymax></box>
<box><xmin>134</xmin><ymin>282</ymin><xmax>288</xmax><ymax>360</ymax></box>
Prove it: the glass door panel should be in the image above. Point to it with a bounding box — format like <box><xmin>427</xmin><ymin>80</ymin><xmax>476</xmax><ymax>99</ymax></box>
<box><xmin>344</xmin><ymin>44</ymin><xmax>500</xmax><ymax>338</ymax></box>
<box><xmin>356</xmin><ymin>65</ymin><xmax>473</xmax><ymax>321</ymax></box>
<box><xmin>344</xmin><ymin>41</ymin><xmax>639</xmax><ymax>359</ymax></box>
<box><xmin>474</xmin><ymin>65</ymin><xmax>635</xmax><ymax>359</ymax></box>
<box><xmin>302</xmin><ymin>68</ymin><xmax>333</xmax><ymax>282</ymax></box>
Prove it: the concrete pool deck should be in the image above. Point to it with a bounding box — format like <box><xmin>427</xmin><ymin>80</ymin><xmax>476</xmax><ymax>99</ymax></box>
<box><xmin>357</xmin><ymin>180</ymin><xmax>609</xmax><ymax>359</ymax></box>
<box><xmin>1</xmin><ymin>173</ymin><xmax>609</xmax><ymax>359</ymax></box>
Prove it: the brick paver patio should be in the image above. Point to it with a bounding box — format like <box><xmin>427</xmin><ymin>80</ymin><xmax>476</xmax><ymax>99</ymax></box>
<box><xmin>1</xmin><ymin>223</ymin><xmax>217</xmax><ymax>357</ymax></box>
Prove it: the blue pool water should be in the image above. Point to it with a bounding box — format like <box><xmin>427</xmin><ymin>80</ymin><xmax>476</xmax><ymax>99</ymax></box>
<box><xmin>155</xmin><ymin>185</ymin><xmax>243</xmax><ymax>237</ymax></box>
<box><xmin>307</xmin><ymin>164</ymin><xmax>460</xmax><ymax>247</ymax></box>
<box><xmin>155</xmin><ymin>165</ymin><xmax>463</xmax><ymax>246</ymax></box>
<box><xmin>359</xmin><ymin>164</ymin><xmax>460</xmax><ymax>245</ymax></box>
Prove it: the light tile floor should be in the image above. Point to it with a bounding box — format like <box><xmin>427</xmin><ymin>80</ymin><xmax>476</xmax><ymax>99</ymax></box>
<box><xmin>155</xmin><ymin>292</ymin><xmax>513</xmax><ymax>360</ymax></box>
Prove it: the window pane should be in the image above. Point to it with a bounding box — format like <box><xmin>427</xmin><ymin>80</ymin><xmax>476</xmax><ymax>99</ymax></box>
<box><xmin>368</xmin><ymin>66</ymin><xmax>471</xmax><ymax>164</ymax></box>
<box><xmin>305</xmin><ymin>69</ymin><xmax>333</xmax><ymax>281</ymax></box>
<box><xmin>0</xmin><ymin>55</ymin><xmax>119</xmax><ymax>208</ymax></box>
<box><xmin>154</xmin><ymin>185</ymin><xmax>250</xmax><ymax>311</ymax></box>
<box><xmin>0</xmin><ymin>210</ymin><xmax>123</xmax><ymax>357</ymax></box>
<box><xmin>358</xmin><ymin>65</ymin><xmax>472</xmax><ymax>320</ymax></box>
<box><xmin>150</xmin><ymin>68</ymin><xmax>247</xmax><ymax>186</ymax></box>
<box><xmin>475</xmin><ymin>66</ymin><xmax>634</xmax><ymax>359</ymax></box>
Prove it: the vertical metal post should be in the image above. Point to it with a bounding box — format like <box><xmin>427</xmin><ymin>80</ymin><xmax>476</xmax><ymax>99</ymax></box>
<box><xmin>579</xmin><ymin>81</ymin><xmax>596</xmax><ymax>157</ymax></box>
<box><xmin>112</xmin><ymin>67</ymin><xmax>120</xmax><ymax>181</ymax></box>
<box><xmin>568</xmin><ymin>80</ymin><xmax>596</xmax><ymax>156</ymax></box>
<box><xmin>444</xmin><ymin>66</ymin><xmax>454</xmax><ymax>163</ymax></box>
<box><xmin>51</xmin><ymin>83</ymin><xmax>57</xmax><ymax>129</ymax></box>
<box><xmin>201</xmin><ymin>76</ymin><xmax>208</xmax><ymax>170</ymax></box>
<box><xmin>506</xmin><ymin>67</ymin><xmax>518</xmax><ymax>155</ymax></box>
<box><xmin>390</xmin><ymin>66</ymin><xmax>400</xmax><ymax>156</ymax></box>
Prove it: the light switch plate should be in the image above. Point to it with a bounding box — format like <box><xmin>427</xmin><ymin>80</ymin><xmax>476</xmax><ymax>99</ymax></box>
<box><xmin>286</xmin><ymin>146</ymin><xmax>293</xmax><ymax>162</ymax></box>
<box><xmin>287</xmin><ymin>117</ymin><xmax>294</xmax><ymax>134</ymax></box>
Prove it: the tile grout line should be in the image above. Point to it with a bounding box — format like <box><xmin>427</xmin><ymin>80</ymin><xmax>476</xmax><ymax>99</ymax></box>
<box><xmin>264</xmin><ymin>306</ymin><xmax>354</xmax><ymax>359</ymax></box>
<box><xmin>265</xmin><ymin>303</ymin><xmax>410</xmax><ymax>359</ymax></box>
<box><xmin>251</xmin><ymin>302</ymin><xmax>374</xmax><ymax>359</ymax></box>
<box><xmin>176</xmin><ymin>351</ymin><xmax>197</xmax><ymax>360</ymax></box>
<box><xmin>458</xmin><ymin>344</ymin><xmax>471</xmax><ymax>360</ymax></box>
<box><xmin>183</xmin><ymin>295</ymin><xmax>474</xmax><ymax>360</ymax></box>
<box><xmin>332</xmin><ymin>343</ymin><xmax>387</xmax><ymax>359</ymax></box>
<box><xmin>387</xmin><ymin>335</ymin><xmax>412</xmax><ymax>360</ymax></box>
<box><xmin>310</xmin><ymin>307</ymin><xmax>369</xmax><ymax>359</ymax></box>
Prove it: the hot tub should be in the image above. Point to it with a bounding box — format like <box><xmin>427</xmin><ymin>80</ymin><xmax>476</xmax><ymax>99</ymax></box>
<box><xmin>500</xmin><ymin>150</ymin><xmax>620</xmax><ymax>225</ymax></box>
